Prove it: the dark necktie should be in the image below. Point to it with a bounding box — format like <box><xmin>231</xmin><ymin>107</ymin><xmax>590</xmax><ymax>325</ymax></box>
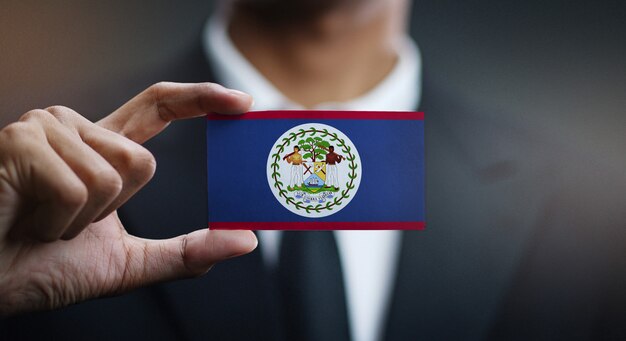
<box><xmin>278</xmin><ymin>231</ymin><xmax>351</xmax><ymax>341</ymax></box>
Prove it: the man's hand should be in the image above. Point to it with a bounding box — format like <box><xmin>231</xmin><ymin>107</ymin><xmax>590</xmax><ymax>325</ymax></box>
<box><xmin>0</xmin><ymin>82</ymin><xmax>257</xmax><ymax>316</ymax></box>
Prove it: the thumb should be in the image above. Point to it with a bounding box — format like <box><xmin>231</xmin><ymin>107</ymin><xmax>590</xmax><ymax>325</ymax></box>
<box><xmin>180</xmin><ymin>229</ymin><xmax>258</xmax><ymax>274</ymax></box>
<box><xmin>123</xmin><ymin>229</ymin><xmax>257</xmax><ymax>288</ymax></box>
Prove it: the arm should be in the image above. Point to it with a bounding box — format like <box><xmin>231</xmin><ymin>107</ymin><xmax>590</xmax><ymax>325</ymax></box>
<box><xmin>283</xmin><ymin>152</ymin><xmax>295</xmax><ymax>161</ymax></box>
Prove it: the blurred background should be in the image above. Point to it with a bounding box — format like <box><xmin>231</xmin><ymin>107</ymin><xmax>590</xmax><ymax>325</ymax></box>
<box><xmin>1</xmin><ymin>0</ymin><xmax>625</xmax><ymax>157</ymax></box>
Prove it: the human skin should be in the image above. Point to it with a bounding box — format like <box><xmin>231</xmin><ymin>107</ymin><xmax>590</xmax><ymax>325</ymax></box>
<box><xmin>0</xmin><ymin>0</ymin><xmax>408</xmax><ymax>317</ymax></box>
<box><xmin>229</xmin><ymin>0</ymin><xmax>409</xmax><ymax>107</ymax></box>
<box><xmin>0</xmin><ymin>82</ymin><xmax>258</xmax><ymax>316</ymax></box>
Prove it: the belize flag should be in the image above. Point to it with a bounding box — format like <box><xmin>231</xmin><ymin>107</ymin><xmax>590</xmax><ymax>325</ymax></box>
<box><xmin>206</xmin><ymin>110</ymin><xmax>425</xmax><ymax>230</ymax></box>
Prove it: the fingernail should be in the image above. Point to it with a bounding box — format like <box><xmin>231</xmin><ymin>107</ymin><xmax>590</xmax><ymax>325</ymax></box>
<box><xmin>216</xmin><ymin>230</ymin><xmax>258</xmax><ymax>259</ymax></box>
<box><xmin>184</xmin><ymin>229</ymin><xmax>257</xmax><ymax>274</ymax></box>
<box><xmin>226</xmin><ymin>89</ymin><xmax>254</xmax><ymax>111</ymax></box>
<box><xmin>227</xmin><ymin>88</ymin><xmax>250</xmax><ymax>98</ymax></box>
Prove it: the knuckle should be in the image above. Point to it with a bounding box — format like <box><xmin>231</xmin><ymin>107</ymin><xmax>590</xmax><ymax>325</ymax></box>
<box><xmin>0</xmin><ymin>122</ymin><xmax>43</xmax><ymax>147</ymax></box>
<box><xmin>148</xmin><ymin>81</ymin><xmax>172</xmax><ymax>104</ymax></box>
<box><xmin>149</xmin><ymin>82</ymin><xmax>173</xmax><ymax>122</ymax></box>
<box><xmin>149</xmin><ymin>81</ymin><xmax>170</xmax><ymax>92</ymax></box>
<box><xmin>117</xmin><ymin>144</ymin><xmax>157</xmax><ymax>183</ymax></box>
<box><xmin>201</xmin><ymin>81</ymin><xmax>219</xmax><ymax>88</ymax></box>
<box><xmin>198</xmin><ymin>82</ymin><xmax>215</xmax><ymax>91</ymax></box>
<box><xmin>45</xmin><ymin>105</ymin><xmax>77</xmax><ymax>122</ymax></box>
<box><xmin>198</xmin><ymin>82</ymin><xmax>221</xmax><ymax>95</ymax></box>
<box><xmin>19</xmin><ymin>109</ymin><xmax>52</xmax><ymax>123</ymax></box>
<box><xmin>58</xmin><ymin>181</ymin><xmax>89</xmax><ymax>210</ymax></box>
<box><xmin>45</xmin><ymin>105</ymin><xmax>71</xmax><ymax>114</ymax></box>
<box><xmin>1</xmin><ymin>122</ymin><xmax>30</xmax><ymax>138</ymax></box>
<box><xmin>89</xmin><ymin>168</ymin><xmax>124</xmax><ymax>199</ymax></box>
<box><xmin>133</xmin><ymin>148</ymin><xmax>157</xmax><ymax>182</ymax></box>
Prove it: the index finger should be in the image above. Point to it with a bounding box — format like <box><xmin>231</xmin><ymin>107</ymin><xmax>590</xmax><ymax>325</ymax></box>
<box><xmin>97</xmin><ymin>82</ymin><xmax>253</xmax><ymax>144</ymax></box>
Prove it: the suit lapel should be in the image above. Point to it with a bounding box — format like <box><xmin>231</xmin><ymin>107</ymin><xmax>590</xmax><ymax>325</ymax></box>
<box><xmin>124</xmin><ymin>46</ymin><xmax>542</xmax><ymax>340</ymax></box>
<box><xmin>157</xmin><ymin>245</ymin><xmax>285</xmax><ymax>341</ymax></box>
<box><xmin>384</xmin><ymin>84</ymin><xmax>541</xmax><ymax>340</ymax></box>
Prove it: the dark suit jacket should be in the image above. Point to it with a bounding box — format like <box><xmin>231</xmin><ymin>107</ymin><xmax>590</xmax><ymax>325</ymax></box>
<box><xmin>2</xmin><ymin>39</ymin><xmax>626</xmax><ymax>341</ymax></box>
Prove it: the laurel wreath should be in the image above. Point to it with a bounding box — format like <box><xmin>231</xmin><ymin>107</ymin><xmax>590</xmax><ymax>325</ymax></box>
<box><xmin>270</xmin><ymin>127</ymin><xmax>358</xmax><ymax>213</ymax></box>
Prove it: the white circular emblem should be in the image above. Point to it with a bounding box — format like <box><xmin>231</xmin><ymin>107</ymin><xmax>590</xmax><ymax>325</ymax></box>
<box><xmin>267</xmin><ymin>123</ymin><xmax>362</xmax><ymax>218</ymax></box>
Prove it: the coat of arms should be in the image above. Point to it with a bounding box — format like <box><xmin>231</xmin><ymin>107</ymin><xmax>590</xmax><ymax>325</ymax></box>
<box><xmin>267</xmin><ymin>123</ymin><xmax>361</xmax><ymax>218</ymax></box>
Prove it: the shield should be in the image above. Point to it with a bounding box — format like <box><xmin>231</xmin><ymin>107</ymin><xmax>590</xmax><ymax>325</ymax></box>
<box><xmin>304</xmin><ymin>161</ymin><xmax>326</xmax><ymax>193</ymax></box>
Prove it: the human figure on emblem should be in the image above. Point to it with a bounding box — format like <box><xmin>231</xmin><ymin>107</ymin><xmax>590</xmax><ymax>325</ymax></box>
<box><xmin>283</xmin><ymin>146</ymin><xmax>304</xmax><ymax>190</ymax></box>
<box><xmin>319</xmin><ymin>145</ymin><xmax>345</xmax><ymax>190</ymax></box>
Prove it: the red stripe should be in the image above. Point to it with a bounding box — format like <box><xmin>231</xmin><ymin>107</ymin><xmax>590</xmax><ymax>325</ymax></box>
<box><xmin>206</xmin><ymin>110</ymin><xmax>424</xmax><ymax>121</ymax></box>
<box><xmin>209</xmin><ymin>221</ymin><xmax>425</xmax><ymax>230</ymax></box>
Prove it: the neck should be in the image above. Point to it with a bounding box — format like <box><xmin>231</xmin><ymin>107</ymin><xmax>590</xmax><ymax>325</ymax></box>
<box><xmin>228</xmin><ymin>2</ymin><xmax>407</xmax><ymax>108</ymax></box>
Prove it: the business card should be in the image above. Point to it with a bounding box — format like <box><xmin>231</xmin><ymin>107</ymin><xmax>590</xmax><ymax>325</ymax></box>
<box><xmin>206</xmin><ymin>110</ymin><xmax>425</xmax><ymax>230</ymax></box>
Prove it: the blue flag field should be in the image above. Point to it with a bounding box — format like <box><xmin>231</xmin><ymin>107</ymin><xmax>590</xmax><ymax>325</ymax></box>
<box><xmin>206</xmin><ymin>110</ymin><xmax>424</xmax><ymax>230</ymax></box>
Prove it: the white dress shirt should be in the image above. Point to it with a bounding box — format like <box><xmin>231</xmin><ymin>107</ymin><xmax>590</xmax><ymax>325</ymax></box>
<box><xmin>204</xmin><ymin>11</ymin><xmax>422</xmax><ymax>341</ymax></box>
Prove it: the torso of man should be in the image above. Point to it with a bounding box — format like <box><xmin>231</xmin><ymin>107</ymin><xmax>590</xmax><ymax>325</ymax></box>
<box><xmin>326</xmin><ymin>152</ymin><xmax>342</xmax><ymax>165</ymax></box>
<box><xmin>287</xmin><ymin>153</ymin><xmax>302</xmax><ymax>165</ymax></box>
<box><xmin>205</xmin><ymin>11</ymin><xmax>422</xmax><ymax>341</ymax></box>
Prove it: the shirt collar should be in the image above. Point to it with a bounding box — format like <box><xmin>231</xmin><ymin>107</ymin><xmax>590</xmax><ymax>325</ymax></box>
<box><xmin>203</xmin><ymin>10</ymin><xmax>422</xmax><ymax>111</ymax></box>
